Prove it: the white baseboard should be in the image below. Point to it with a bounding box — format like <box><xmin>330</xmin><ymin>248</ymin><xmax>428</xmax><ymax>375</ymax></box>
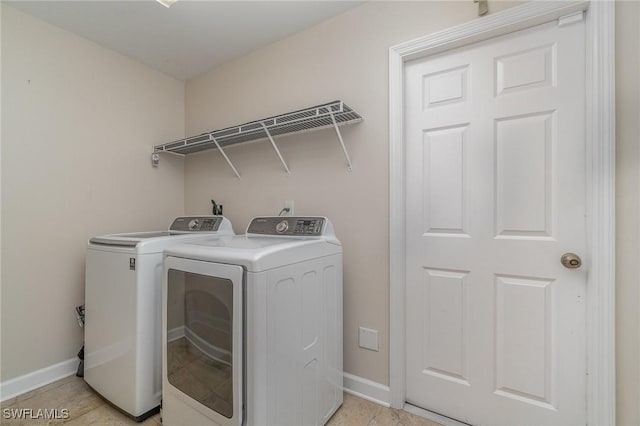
<box><xmin>0</xmin><ymin>357</ymin><xmax>78</xmax><ymax>402</ymax></box>
<box><xmin>343</xmin><ymin>372</ymin><xmax>391</xmax><ymax>407</ymax></box>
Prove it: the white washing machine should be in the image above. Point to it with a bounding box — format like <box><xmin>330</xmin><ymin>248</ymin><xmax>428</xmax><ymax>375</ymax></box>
<box><xmin>162</xmin><ymin>216</ymin><xmax>343</xmax><ymax>426</ymax></box>
<box><xmin>84</xmin><ymin>216</ymin><xmax>234</xmax><ymax>420</ymax></box>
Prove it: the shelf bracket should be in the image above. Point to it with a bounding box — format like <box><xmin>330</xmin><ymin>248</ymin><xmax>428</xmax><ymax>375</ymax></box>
<box><xmin>151</xmin><ymin>147</ymin><xmax>186</xmax><ymax>167</ymax></box>
<box><xmin>210</xmin><ymin>135</ymin><xmax>241</xmax><ymax>179</ymax></box>
<box><xmin>261</xmin><ymin>123</ymin><xmax>291</xmax><ymax>175</ymax></box>
<box><xmin>329</xmin><ymin>111</ymin><xmax>353</xmax><ymax>172</ymax></box>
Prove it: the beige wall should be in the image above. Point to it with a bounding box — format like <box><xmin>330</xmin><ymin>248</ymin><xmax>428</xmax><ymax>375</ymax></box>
<box><xmin>184</xmin><ymin>1</ymin><xmax>517</xmax><ymax>386</ymax></box>
<box><xmin>0</xmin><ymin>6</ymin><xmax>185</xmax><ymax>381</ymax></box>
<box><xmin>615</xmin><ymin>1</ymin><xmax>640</xmax><ymax>425</ymax></box>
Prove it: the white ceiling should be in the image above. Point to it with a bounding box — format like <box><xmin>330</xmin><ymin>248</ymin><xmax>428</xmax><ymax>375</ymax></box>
<box><xmin>6</xmin><ymin>0</ymin><xmax>363</xmax><ymax>81</ymax></box>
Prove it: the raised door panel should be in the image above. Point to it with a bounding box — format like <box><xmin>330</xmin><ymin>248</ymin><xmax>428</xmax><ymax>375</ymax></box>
<box><xmin>423</xmin><ymin>125</ymin><xmax>469</xmax><ymax>236</ymax></box>
<box><xmin>496</xmin><ymin>44</ymin><xmax>556</xmax><ymax>96</ymax></box>
<box><xmin>422</xmin><ymin>268</ymin><xmax>469</xmax><ymax>385</ymax></box>
<box><xmin>423</xmin><ymin>65</ymin><xmax>469</xmax><ymax>108</ymax></box>
<box><xmin>495</xmin><ymin>275</ymin><xmax>554</xmax><ymax>408</ymax></box>
<box><xmin>495</xmin><ymin>112</ymin><xmax>554</xmax><ymax>238</ymax></box>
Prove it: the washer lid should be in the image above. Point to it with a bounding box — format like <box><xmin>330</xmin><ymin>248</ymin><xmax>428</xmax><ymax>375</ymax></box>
<box><xmin>88</xmin><ymin>216</ymin><xmax>234</xmax><ymax>253</ymax></box>
<box><xmin>90</xmin><ymin>231</ymin><xmax>174</xmax><ymax>246</ymax></box>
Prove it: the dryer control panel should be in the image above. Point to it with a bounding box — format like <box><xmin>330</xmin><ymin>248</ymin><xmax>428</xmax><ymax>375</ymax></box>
<box><xmin>170</xmin><ymin>216</ymin><xmax>222</xmax><ymax>232</ymax></box>
<box><xmin>247</xmin><ymin>217</ymin><xmax>325</xmax><ymax>236</ymax></box>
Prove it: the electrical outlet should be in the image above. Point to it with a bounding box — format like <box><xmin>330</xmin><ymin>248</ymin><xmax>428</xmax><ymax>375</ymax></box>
<box><xmin>284</xmin><ymin>200</ymin><xmax>294</xmax><ymax>216</ymax></box>
<box><xmin>359</xmin><ymin>327</ymin><xmax>379</xmax><ymax>352</ymax></box>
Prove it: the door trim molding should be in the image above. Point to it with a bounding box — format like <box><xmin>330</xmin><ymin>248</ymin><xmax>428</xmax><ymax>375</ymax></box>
<box><xmin>388</xmin><ymin>2</ymin><xmax>615</xmax><ymax>425</ymax></box>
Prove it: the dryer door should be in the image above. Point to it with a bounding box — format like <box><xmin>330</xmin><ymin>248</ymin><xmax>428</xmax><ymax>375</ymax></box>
<box><xmin>163</xmin><ymin>256</ymin><xmax>244</xmax><ymax>426</ymax></box>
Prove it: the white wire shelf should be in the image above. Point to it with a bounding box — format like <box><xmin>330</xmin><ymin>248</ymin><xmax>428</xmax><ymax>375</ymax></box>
<box><xmin>152</xmin><ymin>100</ymin><xmax>362</xmax><ymax>176</ymax></box>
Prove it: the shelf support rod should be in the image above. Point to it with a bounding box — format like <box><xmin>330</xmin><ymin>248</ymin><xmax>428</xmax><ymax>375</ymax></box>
<box><xmin>329</xmin><ymin>112</ymin><xmax>353</xmax><ymax>172</ymax></box>
<box><xmin>210</xmin><ymin>135</ymin><xmax>241</xmax><ymax>179</ymax></box>
<box><xmin>261</xmin><ymin>123</ymin><xmax>291</xmax><ymax>175</ymax></box>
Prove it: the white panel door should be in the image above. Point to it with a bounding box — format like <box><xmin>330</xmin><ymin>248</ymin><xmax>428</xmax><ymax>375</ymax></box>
<box><xmin>405</xmin><ymin>17</ymin><xmax>586</xmax><ymax>426</ymax></box>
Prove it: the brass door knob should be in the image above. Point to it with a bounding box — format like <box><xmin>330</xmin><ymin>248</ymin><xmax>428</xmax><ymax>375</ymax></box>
<box><xmin>561</xmin><ymin>253</ymin><xmax>582</xmax><ymax>269</ymax></box>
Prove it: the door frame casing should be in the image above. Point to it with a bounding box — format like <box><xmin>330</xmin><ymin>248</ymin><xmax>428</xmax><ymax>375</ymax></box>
<box><xmin>388</xmin><ymin>2</ymin><xmax>615</xmax><ymax>425</ymax></box>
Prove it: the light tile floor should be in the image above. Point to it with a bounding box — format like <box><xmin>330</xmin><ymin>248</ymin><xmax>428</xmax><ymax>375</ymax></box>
<box><xmin>0</xmin><ymin>375</ymin><xmax>442</xmax><ymax>426</ymax></box>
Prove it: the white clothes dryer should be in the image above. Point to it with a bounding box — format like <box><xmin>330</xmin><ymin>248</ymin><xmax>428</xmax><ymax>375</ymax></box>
<box><xmin>84</xmin><ymin>216</ymin><xmax>234</xmax><ymax>420</ymax></box>
<box><xmin>162</xmin><ymin>216</ymin><xmax>343</xmax><ymax>426</ymax></box>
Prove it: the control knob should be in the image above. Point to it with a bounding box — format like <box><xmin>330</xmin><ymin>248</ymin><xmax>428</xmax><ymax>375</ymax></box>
<box><xmin>188</xmin><ymin>219</ymin><xmax>200</xmax><ymax>231</ymax></box>
<box><xmin>276</xmin><ymin>220</ymin><xmax>289</xmax><ymax>233</ymax></box>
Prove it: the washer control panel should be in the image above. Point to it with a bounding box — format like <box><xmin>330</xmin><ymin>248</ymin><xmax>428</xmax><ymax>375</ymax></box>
<box><xmin>248</xmin><ymin>217</ymin><xmax>325</xmax><ymax>236</ymax></box>
<box><xmin>170</xmin><ymin>216</ymin><xmax>222</xmax><ymax>232</ymax></box>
